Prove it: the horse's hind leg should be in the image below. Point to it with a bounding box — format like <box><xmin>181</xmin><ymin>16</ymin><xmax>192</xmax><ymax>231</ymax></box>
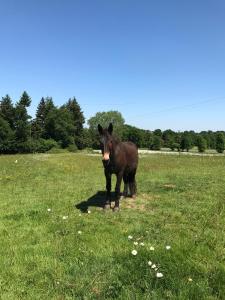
<box><xmin>128</xmin><ymin>170</ymin><xmax>137</xmax><ymax>199</ymax></box>
<box><xmin>123</xmin><ymin>173</ymin><xmax>129</xmax><ymax>198</ymax></box>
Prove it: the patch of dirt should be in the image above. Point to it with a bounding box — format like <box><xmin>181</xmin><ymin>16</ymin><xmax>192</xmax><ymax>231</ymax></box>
<box><xmin>120</xmin><ymin>193</ymin><xmax>157</xmax><ymax>211</ymax></box>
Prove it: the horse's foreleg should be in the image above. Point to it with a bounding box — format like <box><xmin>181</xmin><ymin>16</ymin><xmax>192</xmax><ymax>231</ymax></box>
<box><xmin>114</xmin><ymin>171</ymin><xmax>123</xmax><ymax>211</ymax></box>
<box><xmin>104</xmin><ymin>170</ymin><xmax>111</xmax><ymax>209</ymax></box>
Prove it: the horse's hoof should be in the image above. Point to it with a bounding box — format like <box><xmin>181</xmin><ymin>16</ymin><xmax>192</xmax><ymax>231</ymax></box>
<box><xmin>113</xmin><ymin>206</ymin><xmax>120</xmax><ymax>212</ymax></box>
<box><xmin>104</xmin><ymin>204</ymin><xmax>111</xmax><ymax>210</ymax></box>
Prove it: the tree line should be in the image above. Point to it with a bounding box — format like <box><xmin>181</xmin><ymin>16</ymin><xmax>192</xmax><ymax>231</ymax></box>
<box><xmin>0</xmin><ymin>91</ymin><xmax>225</xmax><ymax>154</ymax></box>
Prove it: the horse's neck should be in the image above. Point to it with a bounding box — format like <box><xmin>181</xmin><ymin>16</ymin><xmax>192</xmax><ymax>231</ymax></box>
<box><xmin>111</xmin><ymin>137</ymin><xmax>121</xmax><ymax>155</ymax></box>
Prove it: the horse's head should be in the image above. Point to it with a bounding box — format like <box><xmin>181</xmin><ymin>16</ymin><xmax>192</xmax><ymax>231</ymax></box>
<box><xmin>98</xmin><ymin>123</ymin><xmax>113</xmax><ymax>164</ymax></box>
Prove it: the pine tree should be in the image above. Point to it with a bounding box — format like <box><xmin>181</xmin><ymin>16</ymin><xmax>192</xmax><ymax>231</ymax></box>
<box><xmin>0</xmin><ymin>94</ymin><xmax>15</xmax><ymax>129</ymax></box>
<box><xmin>63</xmin><ymin>97</ymin><xmax>85</xmax><ymax>149</ymax></box>
<box><xmin>45</xmin><ymin>107</ymin><xmax>75</xmax><ymax>148</ymax></box>
<box><xmin>14</xmin><ymin>91</ymin><xmax>31</xmax><ymax>145</ymax></box>
<box><xmin>0</xmin><ymin>116</ymin><xmax>14</xmax><ymax>153</ymax></box>
<box><xmin>33</xmin><ymin>97</ymin><xmax>56</xmax><ymax>139</ymax></box>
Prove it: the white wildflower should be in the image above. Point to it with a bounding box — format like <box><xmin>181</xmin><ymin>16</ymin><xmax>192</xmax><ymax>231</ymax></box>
<box><xmin>148</xmin><ymin>261</ymin><xmax>152</xmax><ymax>266</ymax></box>
<box><xmin>78</xmin><ymin>230</ymin><xmax>82</xmax><ymax>234</ymax></box>
<box><xmin>47</xmin><ymin>208</ymin><xmax>51</xmax><ymax>212</ymax></box>
<box><xmin>128</xmin><ymin>235</ymin><xmax>133</xmax><ymax>240</ymax></box>
<box><xmin>151</xmin><ymin>264</ymin><xmax>156</xmax><ymax>269</ymax></box>
<box><xmin>15</xmin><ymin>160</ymin><xmax>18</xmax><ymax>164</ymax></box>
<box><xmin>150</xmin><ymin>246</ymin><xmax>155</xmax><ymax>251</ymax></box>
<box><xmin>87</xmin><ymin>210</ymin><xmax>91</xmax><ymax>214</ymax></box>
<box><xmin>62</xmin><ymin>216</ymin><xmax>68</xmax><ymax>220</ymax></box>
<box><xmin>131</xmin><ymin>250</ymin><xmax>137</xmax><ymax>256</ymax></box>
<box><xmin>166</xmin><ymin>245</ymin><xmax>171</xmax><ymax>250</ymax></box>
<box><xmin>140</xmin><ymin>242</ymin><xmax>145</xmax><ymax>246</ymax></box>
<box><xmin>156</xmin><ymin>272</ymin><xmax>163</xmax><ymax>278</ymax></box>
<box><xmin>134</xmin><ymin>241</ymin><xmax>138</xmax><ymax>245</ymax></box>
<box><xmin>188</xmin><ymin>277</ymin><xmax>193</xmax><ymax>282</ymax></box>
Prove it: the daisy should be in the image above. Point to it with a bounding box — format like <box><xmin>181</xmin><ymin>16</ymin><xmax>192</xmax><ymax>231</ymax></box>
<box><xmin>134</xmin><ymin>242</ymin><xmax>138</xmax><ymax>245</ymax></box>
<box><xmin>156</xmin><ymin>272</ymin><xmax>163</xmax><ymax>278</ymax></box>
<box><xmin>151</xmin><ymin>264</ymin><xmax>156</xmax><ymax>269</ymax></box>
<box><xmin>188</xmin><ymin>277</ymin><xmax>193</xmax><ymax>282</ymax></box>
<box><xmin>15</xmin><ymin>160</ymin><xmax>18</xmax><ymax>164</ymax></box>
<box><xmin>128</xmin><ymin>235</ymin><xmax>133</xmax><ymax>240</ymax></box>
<box><xmin>78</xmin><ymin>230</ymin><xmax>82</xmax><ymax>234</ymax></box>
<box><xmin>87</xmin><ymin>210</ymin><xmax>91</xmax><ymax>214</ymax></box>
<box><xmin>150</xmin><ymin>246</ymin><xmax>155</xmax><ymax>251</ymax></box>
<box><xmin>166</xmin><ymin>245</ymin><xmax>171</xmax><ymax>250</ymax></box>
<box><xmin>62</xmin><ymin>216</ymin><xmax>68</xmax><ymax>220</ymax></box>
<box><xmin>131</xmin><ymin>250</ymin><xmax>137</xmax><ymax>256</ymax></box>
<box><xmin>148</xmin><ymin>261</ymin><xmax>152</xmax><ymax>266</ymax></box>
<box><xmin>47</xmin><ymin>208</ymin><xmax>51</xmax><ymax>212</ymax></box>
<box><xmin>140</xmin><ymin>242</ymin><xmax>145</xmax><ymax>246</ymax></box>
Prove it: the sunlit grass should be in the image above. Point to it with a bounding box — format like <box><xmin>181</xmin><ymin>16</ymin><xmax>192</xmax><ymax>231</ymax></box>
<box><xmin>0</xmin><ymin>153</ymin><xmax>225</xmax><ymax>299</ymax></box>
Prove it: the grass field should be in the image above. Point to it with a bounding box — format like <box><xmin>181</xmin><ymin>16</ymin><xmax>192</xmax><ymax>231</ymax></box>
<box><xmin>0</xmin><ymin>153</ymin><xmax>225</xmax><ymax>300</ymax></box>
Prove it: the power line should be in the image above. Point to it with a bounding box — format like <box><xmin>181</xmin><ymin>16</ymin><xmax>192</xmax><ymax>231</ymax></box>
<box><xmin>126</xmin><ymin>96</ymin><xmax>225</xmax><ymax>118</ymax></box>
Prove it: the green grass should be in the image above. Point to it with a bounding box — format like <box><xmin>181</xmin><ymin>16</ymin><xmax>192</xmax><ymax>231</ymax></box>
<box><xmin>0</xmin><ymin>153</ymin><xmax>225</xmax><ymax>300</ymax></box>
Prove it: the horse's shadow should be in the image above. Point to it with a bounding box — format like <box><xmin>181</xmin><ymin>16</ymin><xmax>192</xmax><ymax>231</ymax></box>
<box><xmin>75</xmin><ymin>191</ymin><xmax>116</xmax><ymax>213</ymax></box>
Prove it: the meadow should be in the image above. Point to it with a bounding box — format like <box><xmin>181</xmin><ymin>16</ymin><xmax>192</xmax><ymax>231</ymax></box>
<box><xmin>0</xmin><ymin>152</ymin><xmax>225</xmax><ymax>300</ymax></box>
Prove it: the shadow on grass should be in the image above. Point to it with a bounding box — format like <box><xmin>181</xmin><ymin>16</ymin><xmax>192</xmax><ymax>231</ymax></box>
<box><xmin>76</xmin><ymin>191</ymin><xmax>116</xmax><ymax>213</ymax></box>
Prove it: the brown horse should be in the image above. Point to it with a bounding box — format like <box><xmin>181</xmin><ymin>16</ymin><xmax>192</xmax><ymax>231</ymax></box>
<box><xmin>98</xmin><ymin>123</ymin><xmax>138</xmax><ymax>211</ymax></box>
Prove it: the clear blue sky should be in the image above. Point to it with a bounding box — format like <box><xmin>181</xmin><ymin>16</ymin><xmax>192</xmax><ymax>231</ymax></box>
<box><xmin>0</xmin><ymin>0</ymin><xmax>225</xmax><ymax>131</ymax></box>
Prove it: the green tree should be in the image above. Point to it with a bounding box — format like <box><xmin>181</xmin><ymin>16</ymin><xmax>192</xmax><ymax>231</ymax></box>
<box><xmin>196</xmin><ymin>135</ymin><xmax>207</xmax><ymax>153</ymax></box>
<box><xmin>215</xmin><ymin>133</ymin><xmax>225</xmax><ymax>153</ymax></box>
<box><xmin>0</xmin><ymin>94</ymin><xmax>15</xmax><ymax>129</ymax></box>
<box><xmin>88</xmin><ymin>111</ymin><xmax>125</xmax><ymax>148</ymax></box>
<box><xmin>180</xmin><ymin>134</ymin><xmax>192</xmax><ymax>152</ymax></box>
<box><xmin>162</xmin><ymin>129</ymin><xmax>175</xmax><ymax>148</ymax></box>
<box><xmin>32</xmin><ymin>97</ymin><xmax>56</xmax><ymax>139</ymax></box>
<box><xmin>63</xmin><ymin>97</ymin><xmax>85</xmax><ymax>149</ymax></box>
<box><xmin>0</xmin><ymin>116</ymin><xmax>14</xmax><ymax>153</ymax></box>
<box><xmin>141</xmin><ymin>130</ymin><xmax>153</xmax><ymax>148</ymax></box>
<box><xmin>153</xmin><ymin>129</ymin><xmax>162</xmax><ymax>137</ymax></box>
<box><xmin>14</xmin><ymin>92</ymin><xmax>32</xmax><ymax>148</ymax></box>
<box><xmin>122</xmin><ymin>124</ymin><xmax>143</xmax><ymax>147</ymax></box>
<box><xmin>151</xmin><ymin>135</ymin><xmax>162</xmax><ymax>150</ymax></box>
<box><xmin>45</xmin><ymin>107</ymin><xmax>75</xmax><ymax>148</ymax></box>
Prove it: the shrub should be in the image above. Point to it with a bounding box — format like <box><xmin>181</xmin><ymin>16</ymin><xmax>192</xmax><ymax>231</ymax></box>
<box><xmin>67</xmin><ymin>144</ymin><xmax>78</xmax><ymax>153</ymax></box>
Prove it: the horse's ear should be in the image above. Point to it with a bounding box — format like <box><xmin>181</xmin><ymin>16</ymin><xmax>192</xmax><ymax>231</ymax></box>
<box><xmin>98</xmin><ymin>124</ymin><xmax>103</xmax><ymax>135</ymax></box>
<box><xmin>108</xmin><ymin>123</ymin><xmax>113</xmax><ymax>135</ymax></box>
